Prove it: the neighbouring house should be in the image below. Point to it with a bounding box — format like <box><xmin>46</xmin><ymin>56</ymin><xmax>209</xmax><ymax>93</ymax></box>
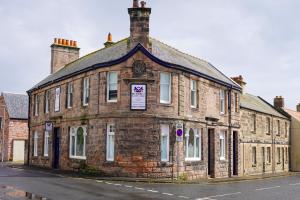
<box><xmin>232</xmin><ymin>76</ymin><xmax>290</xmax><ymax>176</ymax></box>
<box><xmin>0</xmin><ymin>92</ymin><xmax>29</xmax><ymax>163</ymax></box>
<box><xmin>274</xmin><ymin>96</ymin><xmax>300</xmax><ymax>172</ymax></box>
<box><xmin>27</xmin><ymin>0</ymin><xmax>243</xmax><ymax>179</ymax></box>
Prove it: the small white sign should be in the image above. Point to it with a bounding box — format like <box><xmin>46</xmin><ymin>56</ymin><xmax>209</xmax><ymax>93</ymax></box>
<box><xmin>131</xmin><ymin>84</ymin><xmax>147</xmax><ymax>110</ymax></box>
<box><xmin>176</xmin><ymin>123</ymin><xmax>184</xmax><ymax>142</ymax></box>
<box><xmin>45</xmin><ymin>122</ymin><xmax>53</xmax><ymax>132</ymax></box>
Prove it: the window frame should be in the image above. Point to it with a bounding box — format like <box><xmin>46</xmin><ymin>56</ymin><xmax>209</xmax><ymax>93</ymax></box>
<box><xmin>69</xmin><ymin>126</ymin><xmax>87</xmax><ymax>160</ymax></box>
<box><xmin>190</xmin><ymin>79</ymin><xmax>197</xmax><ymax>108</ymax></box>
<box><xmin>107</xmin><ymin>72</ymin><xmax>118</xmax><ymax>103</ymax></box>
<box><xmin>234</xmin><ymin>93</ymin><xmax>239</xmax><ymax>113</ymax></box>
<box><xmin>34</xmin><ymin>94</ymin><xmax>39</xmax><ymax>116</ymax></box>
<box><xmin>106</xmin><ymin>124</ymin><xmax>115</xmax><ymax>162</ymax></box>
<box><xmin>219</xmin><ymin>131</ymin><xmax>226</xmax><ymax>160</ymax></box>
<box><xmin>220</xmin><ymin>90</ymin><xmax>226</xmax><ymax>114</ymax></box>
<box><xmin>83</xmin><ymin>77</ymin><xmax>90</xmax><ymax>106</ymax></box>
<box><xmin>160</xmin><ymin>72</ymin><xmax>171</xmax><ymax>104</ymax></box>
<box><xmin>277</xmin><ymin>120</ymin><xmax>281</xmax><ymax>136</ymax></box>
<box><xmin>266</xmin><ymin>117</ymin><xmax>271</xmax><ymax>134</ymax></box>
<box><xmin>33</xmin><ymin>131</ymin><xmax>38</xmax><ymax>157</ymax></box>
<box><xmin>67</xmin><ymin>82</ymin><xmax>74</xmax><ymax>108</ymax></box>
<box><xmin>44</xmin><ymin>90</ymin><xmax>50</xmax><ymax>114</ymax></box>
<box><xmin>54</xmin><ymin>87</ymin><xmax>61</xmax><ymax>112</ymax></box>
<box><xmin>44</xmin><ymin>131</ymin><xmax>49</xmax><ymax>157</ymax></box>
<box><xmin>277</xmin><ymin>147</ymin><xmax>281</xmax><ymax>164</ymax></box>
<box><xmin>251</xmin><ymin>114</ymin><xmax>256</xmax><ymax>133</ymax></box>
<box><xmin>160</xmin><ymin>124</ymin><xmax>170</xmax><ymax>162</ymax></box>
<box><xmin>185</xmin><ymin>128</ymin><xmax>201</xmax><ymax>161</ymax></box>
<box><xmin>252</xmin><ymin>147</ymin><xmax>257</xmax><ymax>165</ymax></box>
<box><xmin>267</xmin><ymin>147</ymin><xmax>271</xmax><ymax>164</ymax></box>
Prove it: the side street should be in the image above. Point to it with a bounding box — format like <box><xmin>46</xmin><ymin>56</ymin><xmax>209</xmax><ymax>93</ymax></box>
<box><xmin>0</xmin><ymin>0</ymin><xmax>300</xmax><ymax>200</ymax></box>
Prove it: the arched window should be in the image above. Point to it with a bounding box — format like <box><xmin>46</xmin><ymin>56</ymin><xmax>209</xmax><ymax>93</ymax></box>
<box><xmin>69</xmin><ymin>126</ymin><xmax>87</xmax><ymax>159</ymax></box>
<box><xmin>185</xmin><ymin>128</ymin><xmax>201</xmax><ymax>161</ymax></box>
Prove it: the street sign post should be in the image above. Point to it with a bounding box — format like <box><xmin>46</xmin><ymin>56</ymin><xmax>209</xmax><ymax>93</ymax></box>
<box><xmin>176</xmin><ymin>123</ymin><xmax>183</xmax><ymax>142</ymax></box>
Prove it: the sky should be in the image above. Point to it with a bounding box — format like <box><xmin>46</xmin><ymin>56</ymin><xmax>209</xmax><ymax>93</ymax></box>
<box><xmin>0</xmin><ymin>0</ymin><xmax>299</xmax><ymax>109</ymax></box>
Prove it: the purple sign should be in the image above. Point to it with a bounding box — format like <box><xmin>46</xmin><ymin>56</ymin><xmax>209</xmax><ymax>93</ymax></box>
<box><xmin>176</xmin><ymin>129</ymin><xmax>183</xmax><ymax>137</ymax></box>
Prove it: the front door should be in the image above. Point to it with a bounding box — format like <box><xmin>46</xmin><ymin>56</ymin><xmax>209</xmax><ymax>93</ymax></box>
<box><xmin>262</xmin><ymin>147</ymin><xmax>265</xmax><ymax>173</ymax></box>
<box><xmin>53</xmin><ymin>128</ymin><xmax>60</xmax><ymax>169</ymax></box>
<box><xmin>208</xmin><ymin>129</ymin><xmax>215</xmax><ymax>177</ymax></box>
<box><xmin>233</xmin><ymin>131</ymin><xmax>238</xmax><ymax>176</ymax></box>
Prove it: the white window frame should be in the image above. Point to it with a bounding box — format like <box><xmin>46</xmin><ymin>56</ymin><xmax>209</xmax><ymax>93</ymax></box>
<box><xmin>160</xmin><ymin>124</ymin><xmax>170</xmax><ymax>162</ymax></box>
<box><xmin>69</xmin><ymin>126</ymin><xmax>87</xmax><ymax>160</ymax></box>
<box><xmin>107</xmin><ymin>72</ymin><xmax>118</xmax><ymax>103</ymax></box>
<box><xmin>160</xmin><ymin>72</ymin><xmax>171</xmax><ymax>104</ymax></box>
<box><xmin>67</xmin><ymin>82</ymin><xmax>73</xmax><ymax>108</ymax></box>
<box><xmin>33</xmin><ymin>131</ymin><xmax>38</xmax><ymax>157</ymax></box>
<box><xmin>83</xmin><ymin>77</ymin><xmax>90</xmax><ymax>106</ymax></box>
<box><xmin>45</xmin><ymin>90</ymin><xmax>50</xmax><ymax>114</ymax></box>
<box><xmin>220</xmin><ymin>90</ymin><xmax>225</xmax><ymax>114</ymax></box>
<box><xmin>219</xmin><ymin>131</ymin><xmax>226</xmax><ymax>160</ymax></box>
<box><xmin>54</xmin><ymin>87</ymin><xmax>60</xmax><ymax>112</ymax></box>
<box><xmin>106</xmin><ymin>124</ymin><xmax>115</xmax><ymax>161</ymax></box>
<box><xmin>34</xmin><ymin>95</ymin><xmax>39</xmax><ymax>116</ymax></box>
<box><xmin>44</xmin><ymin>131</ymin><xmax>49</xmax><ymax>157</ymax></box>
<box><xmin>190</xmin><ymin>79</ymin><xmax>197</xmax><ymax>108</ymax></box>
<box><xmin>185</xmin><ymin>128</ymin><xmax>201</xmax><ymax>161</ymax></box>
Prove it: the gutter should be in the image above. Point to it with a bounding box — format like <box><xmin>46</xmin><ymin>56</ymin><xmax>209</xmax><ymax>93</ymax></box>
<box><xmin>27</xmin><ymin>44</ymin><xmax>242</xmax><ymax>94</ymax></box>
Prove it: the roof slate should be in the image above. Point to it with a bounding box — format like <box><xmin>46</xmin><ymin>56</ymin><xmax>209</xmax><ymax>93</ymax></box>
<box><xmin>240</xmin><ymin>93</ymin><xmax>287</xmax><ymax>119</ymax></box>
<box><xmin>30</xmin><ymin>38</ymin><xmax>240</xmax><ymax>91</ymax></box>
<box><xmin>285</xmin><ymin>109</ymin><xmax>300</xmax><ymax>122</ymax></box>
<box><xmin>2</xmin><ymin>93</ymin><xmax>28</xmax><ymax>119</ymax></box>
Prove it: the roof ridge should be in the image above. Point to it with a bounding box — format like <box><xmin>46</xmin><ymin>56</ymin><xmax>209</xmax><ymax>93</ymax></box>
<box><xmin>1</xmin><ymin>92</ymin><xmax>27</xmax><ymax>96</ymax></box>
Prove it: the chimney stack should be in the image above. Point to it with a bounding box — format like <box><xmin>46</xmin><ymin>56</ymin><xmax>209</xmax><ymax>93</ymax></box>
<box><xmin>297</xmin><ymin>104</ymin><xmax>300</xmax><ymax>112</ymax></box>
<box><xmin>50</xmin><ymin>38</ymin><xmax>80</xmax><ymax>74</ymax></box>
<box><xmin>104</xmin><ymin>33</ymin><xmax>114</xmax><ymax>48</ymax></box>
<box><xmin>274</xmin><ymin>96</ymin><xmax>285</xmax><ymax>108</ymax></box>
<box><xmin>231</xmin><ymin>75</ymin><xmax>247</xmax><ymax>93</ymax></box>
<box><xmin>128</xmin><ymin>0</ymin><xmax>151</xmax><ymax>51</ymax></box>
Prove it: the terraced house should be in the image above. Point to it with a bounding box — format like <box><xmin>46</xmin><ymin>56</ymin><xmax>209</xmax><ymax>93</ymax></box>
<box><xmin>27</xmin><ymin>1</ymin><xmax>243</xmax><ymax>180</ymax></box>
<box><xmin>232</xmin><ymin>76</ymin><xmax>290</xmax><ymax>176</ymax></box>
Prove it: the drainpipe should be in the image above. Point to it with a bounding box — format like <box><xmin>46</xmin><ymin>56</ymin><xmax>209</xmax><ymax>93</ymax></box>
<box><xmin>228</xmin><ymin>87</ymin><xmax>232</xmax><ymax>177</ymax></box>
<box><xmin>27</xmin><ymin>92</ymin><xmax>31</xmax><ymax>166</ymax></box>
<box><xmin>1</xmin><ymin>106</ymin><xmax>5</xmax><ymax>163</ymax></box>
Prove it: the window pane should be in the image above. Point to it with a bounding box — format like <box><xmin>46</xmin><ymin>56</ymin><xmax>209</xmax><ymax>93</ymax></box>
<box><xmin>160</xmin><ymin>73</ymin><xmax>170</xmax><ymax>84</ymax></box>
<box><xmin>161</xmin><ymin>135</ymin><xmax>168</xmax><ymax>161</ymax></box>
<box><xmin>76</xmin><ymin>127</ymin><xmax>84</xmax><ymax>157</ymax></box>
<box><xmin>71</xmin><ymin>135</ymin><xmax>75</xmax><ymax>156</ymax></box>
<box><xmin>160</xmin><ymin>85</ymin><xmax>170</xmax><ymax>102</ymax></box>
<box><xmin>188</xmin><ymin>129</ymin><xmax>194</xmax><ymax>158</ymax></box>
<box><xmin>195</xmin><ymin>137</ymin><xmax>200</xmax><ymax>158</ymax></box>
<box><xmin>191</xmin><ymin>91</ymin><xmax>196</xmax><ymax>107</ymax></box>
<box><xmin>109</xmin><ymin>72</ymin><xmax>118</xmax><ymax>84</ymax></box>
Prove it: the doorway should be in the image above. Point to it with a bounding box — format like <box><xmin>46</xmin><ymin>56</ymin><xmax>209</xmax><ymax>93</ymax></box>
<box><xmin>13</xmin><ymin>140</ymin><xmax>25</xmax><ymax>163</ymax></box>
<box><xmin>233</xmin><ymin>131</ymin><xmax>238</xmax><ymax>176</ymax></box>
<box><xmin>208</xmin><ymin>129</ymin><xmax>215</xmax><ymax>177</ymax></box>
<box><xmin>53</xmin><ymin>128</ymin><xmax>60</xmax><ymax>169</ymax></box>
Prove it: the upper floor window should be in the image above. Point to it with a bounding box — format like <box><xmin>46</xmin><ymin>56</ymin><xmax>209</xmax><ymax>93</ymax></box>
<box><xmin>83</xmin><ymin>77</ymin><xmax>90</xmax><ymax>106</ymax></box>
<box><xmin>54</xmin><ymin>87</ymin><xmax>61</xmax><ymax>112</ymax></box>
<box><xmin>219</xmin><ymin>131</ymin><xmax>226</xmax><ymax>160</ymax></box>
<box><xmin>106</xmin><ymin>124</ymin><xmax>115</xmax><ymax>161</ymax></box>
<box><xmin>234</xmin><ymin>93</ymin><xmax>239</xmax><ymax>112</ymax></box>
<box><xmin>251</xmin><ymin>114</ymin><xmax>256</xmax><ymax>132</ymax></box>
<box><xmin>265</xmin><ymin>117</ymin><xmax>271</xmax><ymax>134</ymax></box>
<box><xmin>190</xmin><ymin>80</ymin><xmax>197</xmax><ymax>108</ymax></box>
<box><xmin>185</xmin><ymin>128</ymin><xmax>201</xmax><ymax>161</ymax></box>
<box><xmin>277</xmin><ymin>120</ymin><xmax>280</xmax><ymax>136</ymax></box>
<box><xmin>220</xmin><ymin>90</ymin><xmax>226</xmax><ymax>114</ymax></box>
<box><xmin>160</xmin><ymin>124</ymin><xmax>169</xmax><ymax>162</ymax></box>
<box><xmin>34</xmin><ymin>94</ymin><xmax>39</xmax><ymax>116</ymax></box>
<box><xmin>107</xmin><ymin>72</ymin><xmax>118</xmax><ymax>102</ymax></box>
<box><xmin>285</xmin><ymin>122</ymin><xmax>288</xmax><ymax>138</ymax></box>
<box><xmin>44</xmin><ymin>90</ymin><xmax>50</xmax><ymax>114</ymax></box>
<box><xmin>67</xmin><ymin>82</ymin><xmax>74</xmax><ymax>108</ymax></box>
<box><xmin>160</xmin><ymin>72</ymin><xmax>171</xmax><ymax>104</ymax></box>
<box><xmin>69</xmin><ymin>126</ymin><xmax>87</xmax><ymax>159</ymax></box>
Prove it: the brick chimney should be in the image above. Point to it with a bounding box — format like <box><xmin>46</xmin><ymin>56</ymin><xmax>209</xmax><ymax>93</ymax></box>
<box><xmin>297</xmin><ymin>104</ymin><xmax>300</xmax><ymax>112</ymax></box>
<box><xmin>50</xmin><ymin>38</ymin><xmax>80</xmax><ymax>74</ymax></box>
<box><xmin>274</xmin><ymin>96</ymin><xmax>285</xmax><ymax>108</ymax></box>
<box><xmin>128</xmin><ymin>0</ymin><xmax>151</xmax><ymax>50</ymax></box>
<box><xmin>231</xmin><ymin>75</ymin><xmax>247</xmax><ymax>93</ymax></box>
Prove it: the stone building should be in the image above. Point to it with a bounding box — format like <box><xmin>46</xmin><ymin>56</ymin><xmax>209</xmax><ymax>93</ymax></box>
<box><xmin>274</xmin><ymin>97</ymin><xmax>300</xmax><ymax>172</ymax></box>
<box><xmin>232</xmin><ymin>76</ymin><xmax>290</xmax><ymax>176</ymax></box>
<box><xmin>27</xmin><ymin>1</ymin><xmax>243</xmax><ymax>179</ymax></box>
<box><xmin>0</xmin><ymin>92</ymin><xmax>29</xmax><ymax>162</ymax></box>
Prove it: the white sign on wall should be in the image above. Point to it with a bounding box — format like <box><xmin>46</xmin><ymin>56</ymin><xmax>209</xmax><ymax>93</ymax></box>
<box><xmin>55</xmin><ymin>87</ymin><xmax>60</xmax><ymax>112</ymax></box>
<box><xmin>45</xmin><ymin>122</ymin><xmax>53</xmax><ymax>132</ymax></box>
<box><xmin>131</xmin><ymin>84</ymin><xmax>147</xmax><ymax>110</ymax></box>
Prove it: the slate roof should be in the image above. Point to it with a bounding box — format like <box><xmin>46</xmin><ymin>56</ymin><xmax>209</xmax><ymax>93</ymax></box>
<box><xmin>2</xmin><ymin>93</ymin><xmax>28</xmax><ymax>119</ymax></box>
<box><xmin>285</xmin><ymin>109</ymin><xmax>300</xmax><ymax>122</ymax></box>
<box><xmin>29</xmin><ymin>38</ymin><xmax>240</xmax><ymax>91</ymax></box>
<box><xmin>240</xmin><ymin>93</ymin><xmax>287</xmax><ymax>119</ymax></box>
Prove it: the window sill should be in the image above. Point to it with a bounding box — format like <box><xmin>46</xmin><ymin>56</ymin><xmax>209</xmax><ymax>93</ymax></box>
<box><xmin>70</xmin><ymin>156</ymin><xmax>86</xmax><ymax>160</ymax></box>
<box><xmin>107</xmin><ymin>100</ymin><xmax>118</xmax><ymax>103</ymax></box>
<box><xmin>185</xmin><ymin>158</ymin><xmax>201</xmax><ymax>162</ymax></box>
<box><xmin>252</xmin><ymin>164</ymin><xmax>257</xmax><ymax>167</ymax></box>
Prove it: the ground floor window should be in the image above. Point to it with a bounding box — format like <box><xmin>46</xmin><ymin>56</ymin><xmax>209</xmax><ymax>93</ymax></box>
<box><xmin>267</xmin><ymin>147</ymin><xmax>271</xmax><ymax>163</ymax></box>
<box><xmin>252</xmin><ymin>147</ymin><xmax>257</xmax><ymax>165</ymax></box>
<box><xmin>277</xmin><ymin>147</ymin><xmax>281</xmax><ymax>164</ymax></box>
<box><xmin>219</xmin><ymin>131</ymin><xmax>226</xmax><ymax>160</ymax></box>
<box><xmin>33</xmin><ymin>131</ymin><xmax>38</xmax><ymax>157</ymax></box>
<box><xmin>185</xmin><ymin>128</ymin><xmax>201</xmax><ymax>161</ymax></box>
<box><xmin>161</xmin><ymin>125</ymin><xmax>169</xmax><ymax>162</ymax></box>
<box><xmin>285</xmin><ymin>147</ymin><xmax>288</xmax><ymax>162</ymax></box>
<box><xmin>106</xmin><ymin>124</ymin><xmax>115</xmax><ymax>161</ymax></box>
<box><xmin>69</xmin><ymin>126</ymin><xmax>87</xmax><ymax>159</ymax></box>
<box><xmin>44</xmin><ymin>131</ymin><xmax>49</xmax><ymax>157</ymax></box>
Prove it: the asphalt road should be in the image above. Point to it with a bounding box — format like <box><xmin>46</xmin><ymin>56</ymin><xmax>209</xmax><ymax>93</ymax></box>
<box><xmin>1</xmin><ymin>164</ymin><xmax>300</xmax><ymax>200</ymax></box>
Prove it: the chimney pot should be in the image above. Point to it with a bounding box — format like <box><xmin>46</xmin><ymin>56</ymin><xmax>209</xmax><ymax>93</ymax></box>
<box><xmin>54</xmin><ymin>38</ymin><xmax>58</xmax><ymax>44</ymax></box>
<box><xmin>141</xmin><ymin>1</ymin><xmax>146</xmax><ymax>8</ymax></box>
<box><xmin>133</xmin><ymin>0</ymin><xmax>139</xmax><ymax>8</ymax></box>
<box><xmin>231</xmin><ymin>75</ymin><xmax>246</xmax><ymax>93</ymax></box>
<box><xmin>74</xmin><ymin>41</ymin><xmax>77</xmax><ymax>47</ymax></box>
<box><xmin>58</xmin><ymin>38</ymin><xmax>62</xmax><ymax>45</ymax></box>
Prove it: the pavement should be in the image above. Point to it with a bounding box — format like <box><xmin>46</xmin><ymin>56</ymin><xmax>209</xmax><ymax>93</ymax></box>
<box><xmin>1</xmin><ymin>163</ymin><xmax>300</xmax><ymax>199</ymax></box>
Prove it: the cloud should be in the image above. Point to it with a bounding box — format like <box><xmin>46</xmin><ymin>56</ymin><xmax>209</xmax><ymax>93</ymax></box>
<box><xmin>0</xmin><ymin>0</ymin><xmax>298</xmax><ymax>108</ymax></box>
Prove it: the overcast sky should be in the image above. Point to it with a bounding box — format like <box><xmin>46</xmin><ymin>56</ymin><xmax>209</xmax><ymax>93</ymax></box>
<box><xmin>0</xmin><ymin>0</ymin><xmax>299</xmax><ymax>109</ymax></box>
